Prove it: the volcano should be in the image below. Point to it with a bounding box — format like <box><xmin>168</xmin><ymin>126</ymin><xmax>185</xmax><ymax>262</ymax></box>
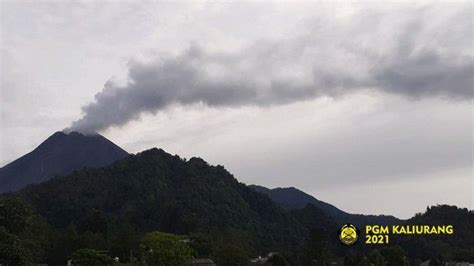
<box><xmin>0</xmin><ymin>131</ymin><xmax>128</xmax><ymax>193</ymax></box>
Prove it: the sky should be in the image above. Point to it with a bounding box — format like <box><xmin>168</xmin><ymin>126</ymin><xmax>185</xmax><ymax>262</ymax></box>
<box><xmin>0</xmin><ymin>1</ymin><xmax>472</xmax><ymax>219</ymax></box>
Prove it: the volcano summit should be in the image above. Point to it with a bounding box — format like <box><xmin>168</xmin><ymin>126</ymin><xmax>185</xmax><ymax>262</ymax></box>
<box><xmin>0</xmin><ymin>131</ymin><xmax>128</xmax><ymax>193</ymax></box>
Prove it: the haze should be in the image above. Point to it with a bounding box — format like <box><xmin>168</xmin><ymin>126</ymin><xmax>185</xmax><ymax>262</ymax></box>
<box><xmin>1</xmin><ymin>1</ymin><xmax>472</xmax><ymax>219</ymax></box>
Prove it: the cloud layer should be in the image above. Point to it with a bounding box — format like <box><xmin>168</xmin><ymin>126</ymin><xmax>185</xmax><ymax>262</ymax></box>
<box><xmin>2</xmin><ymin>2</ymin><xmax>472</xmax><ymax>217</ymax></box>
<box><xmin>68</xmin><ymin>3</ymin><xmax>473</xmax><ymax>133</ymax></box>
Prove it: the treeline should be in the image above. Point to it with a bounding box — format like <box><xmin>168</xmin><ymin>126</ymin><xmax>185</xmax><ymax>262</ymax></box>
<box><xmin>396</xmin><ymin>205</ymin><xmax>474</xmax><ymax>262</ymax></box>
<box><xmin>3</xmin><ymin>196</ymin><xmax>471</xmax><ymax>266</ymax></box>
<box><xmin>0</xmin><ymin>196</ymin><xmax>298</xmax><ymax>265</ymax></box>
<box><xmin>0</xmin><ymin>149</ymin><xmax>313</xmax><ymax>264</ymax></box>
<box><xmin>0</xmin><ymin>148</ymin><xmax>472</xmax><ymax>265</ymax></box>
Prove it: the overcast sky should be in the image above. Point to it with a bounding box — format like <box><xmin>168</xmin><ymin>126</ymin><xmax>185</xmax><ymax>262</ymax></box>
<box><xmin>1</xmin><ymin>1</ymin><xmax>472</xmax><ymax>219</ymax></box>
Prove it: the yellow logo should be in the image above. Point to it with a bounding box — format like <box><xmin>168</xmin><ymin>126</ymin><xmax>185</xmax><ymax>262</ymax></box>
<box><xmin>338</xmin><ymin>224</ymin><xmax>359</xmax><ymax>245</ymax></box>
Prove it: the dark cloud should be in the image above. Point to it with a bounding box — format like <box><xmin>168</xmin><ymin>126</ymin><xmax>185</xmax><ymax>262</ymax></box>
<box><xmin>375</xmin><ymin>48</ymin><xmax>473</xmax><ymax>99</ymax></box>
<box><xmin>68</xmin><ymin>4</ymin><xmax>473</xmax><ymax>133</ymax></box>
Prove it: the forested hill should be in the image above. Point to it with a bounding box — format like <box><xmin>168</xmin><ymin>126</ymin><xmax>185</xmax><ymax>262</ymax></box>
<box><xmin>398</xmin><ymin>205</ymin><xmax>474</xmax><ymax>261</ymax></box>
<box><xmin>17</xmin><ymin>148</ymin><xmax>309</xmax><ymax>255</ymax></box>
<box><xmin>2</xmin><ymin>148</ymin><xmax>472</xmax><ymax>264</ymax></box>
<box><xmin>249</xmin><ymin>185</ymin><xmax>400</xmax><ymax>226</ymax></box>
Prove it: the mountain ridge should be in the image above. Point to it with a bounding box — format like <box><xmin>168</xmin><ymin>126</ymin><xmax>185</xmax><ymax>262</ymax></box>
<box><xmin>3</xmin><ymin>143</ymin><xmax>472</xmax><ymax>264</ymax></box>
<box><xmin>249</xmin><ymin>184</ymin><xmax>401</xmax><ymax>226</ymax></box>
<box><xmin>17</xmin><ymin>147</ymin><xmax>308</xmax><ymax>257</ymax></box>
<box><xmin>0</xmin><ymin>131</ymin><xmax>128</xmax><ymax>193</ymax></box>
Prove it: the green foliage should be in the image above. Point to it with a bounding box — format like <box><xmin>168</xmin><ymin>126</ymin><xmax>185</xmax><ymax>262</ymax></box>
<box><xmin>357</xmin><ymin>257</ymin><xmax>371</xmax><ymax>266</ymax></box>
<box><xmin>0</xmin><ymin>196</ymin><xmax>49</xmax><ymax>265</ymax></box>
<box><xmin>71</xmin><ymin>248</ymin><xmax>113</xmax><ymax>266</ymax></box>
<box><xmin>0</xmin><ymin>226</ymin><xmax>33</xmax><ymax>266</ymax></box>
<box><xmin>109</xmin><ymin>223</ymin><xmax>141</xmax><ymax>263</ymax></box>
<box><xmin>398</xmin><ymin>205</ymin><xmax>474</xmax><ymax>262</ymax></box>
<box><xmin>6</xmin><ymin>148</ymin><xmax>473</xmax><ymax>264</ymax></box>
<box><xmin>379</xmin><ymin>246</ymin><xmax>407</xmax><ymax>266</ymax></box>
<box><xmin>140</xmin><ymin>231</ymin><xmax>193</xmax><ymax>266</ymax></box>
<box><xmin>19</xmin><ymin>148</ymin><xmax>306</xmax><ymax>256</ymax></box>
<box><xmin>428</xmin><ymin>258</ymin><xmax>443</xmax><ymax>266</ymax></box>
<box><xmin>343</xmin><ymin>254</ymin><xmax>357</xmax><ymax>266</ymax></box>
<box><xmin>214</xmin><ymin>243</ymin><xmax>249</xmax><ymax>266</ymax></box>
<box><xmin>0</xmin><ymin>196</ymin><xmax>34</xmax><ymax>234</ymax></box>
<box><xmin>267</xmin><ymin>253</ymin><xmax>290</xmax><ymax>266</ymax></box>
<box><xmin>291</xmin><ymin>205</ymin><xmax>338</xmax><ymax>265</ymax></box>
<box><xmin>188</xmin><ymin>233</ymin><xmax>214</xmax><ymax>257</ymax></box>
<box><xmin>367</xmin><ymin>250</ymin><xmax>388</xmax><ymax>266</ymax></box>
<box><xmin>46</xmin><ymin>224</ymin><xmax>80</xmax><ymax>264</ymax></box>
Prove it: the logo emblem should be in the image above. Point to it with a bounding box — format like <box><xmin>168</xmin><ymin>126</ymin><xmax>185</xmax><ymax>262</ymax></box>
<box><xmin>338</xmin><ymin>224</ymin><xmax>359</xmax><ymax>245</ymax></box>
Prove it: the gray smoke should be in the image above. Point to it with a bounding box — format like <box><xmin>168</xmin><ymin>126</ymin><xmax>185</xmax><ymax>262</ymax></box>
<box><xmin>68</xmin><ymin>4</ymin><xmax>473</xmax><ymax>133</ymax></box>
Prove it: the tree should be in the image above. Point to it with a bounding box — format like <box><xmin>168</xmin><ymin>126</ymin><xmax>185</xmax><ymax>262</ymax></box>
<box><xmin>188</xmin><ymin>233</ymin><xmax>214</xmax><ymax>257</ymax></box>
<box><xmin>0</xmin><ymin>226</ymin><xmax>33</xmax><ymax>266</ymax></box>
<box><xmin>109</xmin><ymin>223</ymin><xmax>140</xmax><ymax>263</ymax></box>
<box><xmin>214</xmin><ymin>243</ymin><xmax>249</xmax><ymax>266</ymax></box>
<box><xmin>302</xmin><ymin>228</ymin><xmax>332</xmax><ymax>265</ymax></box>
<box><xmin>368</xmin><ymin>250</ymin><xmax>388</xmax><ymax>266</ymax></box>
<box><xmin>379</xmin><ymin>246</ymin><xmax>407</xmax><ymax>266</ymax></box>
<box><xmin>140</xmin><ymin>231</ymin><xmax>193</xmax><ymax>266</ymax></box>
<box><xmin>343</xmin><ymin>254</ymin><xmax>357</xmax><ymax>266</ymax></box>
<box><xmin>0</xmin><ymin>196</ymin><xmax>34</xmax><ymax>234</ymax></box>
<box><xmin>46</xmin><ymin>223</ymin><xmax>79</xmax><ymax>265</ymax></box>
<box><xmin>267</xmin><ymin>253</ymin><xmax>290</xmax><ymax>266</ymax></box>
<box><xmin>357</xmin><ymin>257</ymin><xmax>371</xmax><ymax>266</ymax></box>
<box><xmin>429</xmin><ymin>258</ymin><xmax>443</xmax><ymax>266</ymax></box>
<box><xmin>0</xmin><ymin>196</ymin><xmax>50</xmax><ymax>264</ymax></box>
<box><xmin>19</xmin><ymin>148</ymin><xmax>307</xmax><ymax>258</ymax></box>
<box><xmin>71</xmin><ymin>248</ymin><xmax>113</xmax><ymax>266</ymax></box>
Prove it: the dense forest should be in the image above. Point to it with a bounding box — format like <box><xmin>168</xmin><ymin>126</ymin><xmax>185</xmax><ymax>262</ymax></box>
<box><xmin>0</xmin><ymin>148</ymin><xmax>472</xmax><ymax>265</ymax></box>
<box><xmin>397</xmin><ymin>205</ymin><xmax>474</xmax><ymax>262</ymax></box>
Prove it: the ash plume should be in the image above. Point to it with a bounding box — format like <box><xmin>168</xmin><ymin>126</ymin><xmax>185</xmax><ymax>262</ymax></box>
<box><xmin>68</xmin><ymin>4</ymin><xmax>473</xmax><ymax>133</ymax></box>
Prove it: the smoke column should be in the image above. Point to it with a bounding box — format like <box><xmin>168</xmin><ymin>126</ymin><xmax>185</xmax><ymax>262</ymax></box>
<box><xmin>68</xmin><ymin>5</ymin><xmax>473</xmax><ymax>133</ymax></box>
